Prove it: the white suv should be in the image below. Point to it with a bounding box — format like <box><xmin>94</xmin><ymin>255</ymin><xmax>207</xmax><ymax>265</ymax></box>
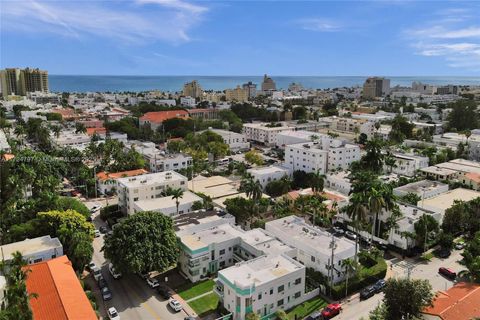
<box><xmin>168</xmin><ymin>298</ymin><xmax>183</xmax><ymax>312</ymax></box>
<box><xmin>146</xmin><ymin>277</ymin><xmax>159</xmax><ymax>288</ymax></box>
<box><xmin>108</xmin><ymin>263</ymin><xmax>122</xmax><ymax>279</ymax></box>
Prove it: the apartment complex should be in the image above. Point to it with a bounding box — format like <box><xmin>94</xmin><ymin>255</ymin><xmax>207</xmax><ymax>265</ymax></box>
<box><xmin>393</xmin><ymin>180</ymin><xmax>449</xmax><ymax>199</ymax></box>
<box><xmin>330</xmin><ymin>117</ymin><xmax>376</xmax><ymax>138</ymax></box>
<box><xmin>0</xmin><ymin>67</ymin><xmax>48</xmax><ymax>97</ymax></box>
<box><xmin>363</xmin><ymin>77</ymin><xmax>390</xmax><ymax>99</ymax></box>
<box><xmin>390</xmin><ymin>153</ymin><xmax>429</xmax><ymax>177</ymax></box>
<box><xmin>117</xmin><ymin>171</ymin><xmax>188</xmax><ymax>214</ymax></box>
<box><xmin>204</xmin><ymin>128</ymin><xmax>250</xmax><ymax>151</ymax></box>
<box><xmin>96</xmin><ymin>168</ymin><xmax>149</xmax><ymax>195</ymax></box>
<box><xmin>275</xmin><ymin>130</ymin><xmax>323</xmax><ymax>149</ymax></box>
<box><xmin>242</xmin><ymin>81</ymin><xmax>257</xmax><ymax>99</ymax></box>
<box><xmin>247</xmin><ymin>165</ymin><xmax>291</xmax><ymax>189</ymax></box>
<box><xmin>127</xmin><ymin>141</ymin><xmax>193</xmax><ymax>172</ymax></box>
<box><xmin>225</xmin><ymin>86</ymin><xmax>249</xmax><ymax>102</ymax></box>
<box><xmin>183</xmin><ymin>80</ymin><xmax>203</xmax><ymax>98</ymax></box>
<box><xmin>285</xmin><ymin>139</ymin><xmax>360</xmax><ymax>174</ymax></box>
<box><xmin>139</xmin><ymin>110</ymin><xmax>189</xmax><ymax>131</ymax></box>
<box><xmin>242</xmin><ymin>123</ymin><xmax>294</xmax><ymax>146</ymax></box>
<box><xmin>133</xmin><ymin>190</ymin><xmax>202</xmax><ymax>216</ymax></box>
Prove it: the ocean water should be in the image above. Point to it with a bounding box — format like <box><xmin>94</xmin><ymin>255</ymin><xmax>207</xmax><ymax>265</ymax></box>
<box><xmin>49</xmin><ymin>75</ymin><xmax>480</xmax><ymax>93</ymax></box>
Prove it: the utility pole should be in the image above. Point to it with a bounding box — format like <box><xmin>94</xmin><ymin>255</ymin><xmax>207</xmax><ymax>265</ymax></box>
<box><xmin>329</xmin><ymin>233</ymin><xmax>337</xmax><ymax>296</ymax></box>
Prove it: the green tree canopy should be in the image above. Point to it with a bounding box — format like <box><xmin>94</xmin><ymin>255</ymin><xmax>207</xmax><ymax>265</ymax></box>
<box><xmin>244</xmin><ymin>149</ymin><xmax>264</xmax><ymax>166</ymax></box>
<box><xmin>102</xmin><ymin>211</ymin><xmax>179</xmax><ymax>274</ymax></box>
<box><xmin>447</xmin><ymin>100</ymin><xmax>479</xmax><ymax>131</ymax></box>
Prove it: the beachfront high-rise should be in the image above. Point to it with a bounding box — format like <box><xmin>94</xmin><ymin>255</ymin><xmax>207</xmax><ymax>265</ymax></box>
<box><xmin>0</xmin><ymin>67</ymin><xmax>49</xmax><ymax>97</ymax></box>
<box><xmin>261</xmin><ymin>74</ymin><xmax>276</xmax><ymax>92</ymax></box>
<box><xmin>362</xmin><ymin>76</ymin><xmax>390</xmax><ymax>99</ymax></box>
<box><xmin>182</xmin><ymin>80</ymin><xmax>203</xmax><ymax>99</ymax></box>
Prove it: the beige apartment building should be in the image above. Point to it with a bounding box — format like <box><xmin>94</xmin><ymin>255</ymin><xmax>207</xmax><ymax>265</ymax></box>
<box><xmin>0</xmin><ymin>67</ymin><xmax>48</xmax><ymax>97</ymax></box>
<box><xmin>225</xmin><ymin>85</ymin><xmax>248</xmax><ymax>102</ymax></box>
<box><xmin>183</xmin><ymin>80</ymin><xmax>203</xmax><ymax>98</ymax></box>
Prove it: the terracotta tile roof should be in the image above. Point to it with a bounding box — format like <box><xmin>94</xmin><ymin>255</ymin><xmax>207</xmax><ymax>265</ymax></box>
<box><xmin>422</xmin><ymin>282</ymin><xmax>480</xmax><ymax>320</ymax></box>
<box><xmin>86</xmin><ymin>127</ymin><xmax>107</xmax><ymax>136</ymax></box>
<box><xmin>465</xmin><ymin>172</ymin><xmax>480</xmax><ymax>184</ymax></box>
<box><xmin>140</xmin><ymin>110</ymin><xmax>189</xmax><ymax>123</ymax></box>
<box><xmin>1</xmin><ymin>153</ymin><xmax>15</xmax><ymax>161</ymax></box>
<box><xmin>52</xmin><ymin>108</ymin><xmax>77</xmax><ymax>119</ymax></box>
<box><xmin>96</xmin><ymin>168</ymin><xmax>148</xmax><ymax>181</ymax></box>
<box><xmin>25</xmin><ymin>255</ymin><xmax>97</xmax><ymax>320</ymax></box>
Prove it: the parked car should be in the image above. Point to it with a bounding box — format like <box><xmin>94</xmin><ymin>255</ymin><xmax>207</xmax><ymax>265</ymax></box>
<box><xmin>304</xmin><ymin>311</ymin><xmax>322</xmax><ymax>320</ymax></box>
<box><xmin>92</xmin><ymin>266</ymin><xmax>103</xmax><ymax>281</ymax></box>
<box><xmin>157</xmin><ymin>285</ymin><xmax>174</xmax><ymax>299</ymax></box>
<box><xmin>98</xmin><ymin>276</ymin><xmax>108</xmax><ymax>289</ymax></box>
<box><xmin>436</xmin><ymin>249</ymin><xmax>451</xmax><ymax>259</ymax></box>
<box><xmin>90</xmin><ymin>205</ymin><xmax>101</xmax><ymax>213</ymax></box>
<box><xmin>321</xmin><ymin>303</ymin><xmax>342</xmax><ymax>319</ymax></box>
<box><xmin>184</xmin><ymin>317</ymin><xmax>196</xmax><ymax>320</ymax></box>
<box><xmin>439</xmin><ymin>267</ymin><xmax>456</xmax><ymax>280</ymax></box>
<box><xmin>86</xmin><ymin>262</ymin><xmax>96</xmax><ymax>271</ymax></box>
<box><xmin>333</xmin><ymin>227</ymin><xmax>345</xmax><ymax>236</ymax></box>
<box><xmin>373</xmin><ymin>279</ymin><xmax>386</xmax><ymax>293</ymax></box>
<box><xmin>99</xmin><ymin>226</ymin><xmax>108</xmax><ymax>233</ymax></box>
<box><xmin>455</xmin><ymin>242</ymin><xmax>465</xmax><ymax>250</ymax></box>
<box><xmin>109</xmin><ymin>263</ymin><xmax>122</xmax><ymax>279</ymax></box>
<box><xmin>94</xmin><ymin>230</ymin><xmax>101</xmax><ymax>238</ymax></box>
<box><xmin>101</xmin><ymin>287</ymin><xmax>112</xmax><ymax>301</ymax></box>
<box><xmin>360</xmin><ymin>286</ymin><xmax>376</xmax><ymax>300</ymax></box>
<box><xmin>107</xmin><ymin>307</ymin><xmax>120</xmax><ymax>320</ymax></box>
<box><xmin>345</xmin><ymin>231</ymin><xmax>357</xmax><ymax>241</ymax></box>
<box><xmin>146</xmin><ymin>277</ymin><xmax>160</xmax><ymax>288</ymax></box>
<box><xmin>168</xmin><ymin>298</ymin><xmax>183</xmax><ymax>312</ymax></box>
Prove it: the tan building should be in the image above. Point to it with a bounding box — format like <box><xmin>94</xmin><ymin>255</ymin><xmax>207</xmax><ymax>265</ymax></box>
<box><xmin>363</xmin><ymin>77</ymin><xmax>390</xmax><ymax>99</ymax></box>
<box><xmin>0</xmin><ymin>67</ymin><xmax>48</xmax><ymax>97</ymax></box>
<box><xmin>182</xmin><ymin>80</ymin><xmax>203</xmax><ymax>98</ymax></box>
<box><xmin>261</xmin><ymin>74</ymin><xmax>276</xmax><ymax>91</ymax></box>
<box><xmin>225</xmin><ymin>85</ymin><xmax>248</xmax><ymax>102</ymax></box>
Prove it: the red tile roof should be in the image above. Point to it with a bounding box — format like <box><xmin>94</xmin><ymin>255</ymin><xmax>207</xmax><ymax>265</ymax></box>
<box><xmin>96</xmin><ymin>168</ymin><xmax>148</xmax><ymax>181</ymax></box>
<box><xmin>422</xmin><ymin>282</ymin><xmax>480</xmax><ymax>320</ymax></box>
<box><xmin>52</xmin><ymin>108</ymin><xmax>77</xmax><ymax>119</ymax></box>
<box><xmin>465</xmin><ymin>172</ymin><xmax>480</xmax><ymax>184</ymax></box>
<box><xmin>25</xmin><ymin>256</ymin><xmax>97</xmax><ymax>320</ymax></box>
<box><xmin>140</xmin><ymin>110</ymin><xmax>189</xmax><ymax>123</ymax></box>
<box><xmin>86</xmin><ymin>127</ymin><xmax>107</xmax><ymax>136</ymax></box>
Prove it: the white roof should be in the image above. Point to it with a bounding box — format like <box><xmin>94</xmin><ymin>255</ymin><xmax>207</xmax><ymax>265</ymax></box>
<box><xmin>0</xmin><ymin>236</ymin><xmax>62</xmax><ymax>261</ymax></box>
<box><xmin>134</xmin><ymin>191</ymin><xmax>202</xmax><ymax>212</ymax></box>
<box><xmin>248</xmin><ymin>165</ymin><xmax>290</xmax><ymax>176</ymax></box>
<box><xmin>117</xmin><ymin>171</ymin><xmax>187</xmax><ymax>188</ymax></box>
<box><xmin>418</xmin><ymin>188</ymin><xmax>480</xmax><ymax>212</ymax></box>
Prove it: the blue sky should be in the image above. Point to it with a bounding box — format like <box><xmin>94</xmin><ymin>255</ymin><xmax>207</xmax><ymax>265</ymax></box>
<box><xmin>1</xmin><ymin>0</ymin><xmax>479</xmax><ymax>76</ymax></box>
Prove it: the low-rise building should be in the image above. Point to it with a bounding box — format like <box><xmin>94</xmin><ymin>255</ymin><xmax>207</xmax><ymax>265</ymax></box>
<box><xmin>329</xmin><ymin>117</ymin><xmax>376</xmax><ymax>139</ymax></box>
<box><xmin>275</xmin><ymin>130</ymin><xmax>323</xmax><ymax>149</ymax></box>
<box><xmin>284</xmin><ymin>139</ymin><xmax>360</xmax><ymax>174</ymax></box>
<box><xmin>25</xmin><ymin>255</ymin><xmax>97</xmax><ymax>320</ymax></box>
<box><xmin>265</xmin><ymin>215</ymin><xmax>356</xmax><ymax>284</ymax></box>
<box><xmin>139</xmin><ymin>110</ymin><xmax>189</xmax><ymax>131</ymax></box>
<box><xmin>325</xmin><ymin>171</ymin><xmax>352</xmax><ymax>195</ymax></box>
<box><xmin>117</xmin><ymin>171</ymin><xmax>188</xmax><ymax>215</ymax></box>
<box><xmin>133</xmin><ymin>190</ymin><xmax>202</xmax><ymax>216</ymax></box>
<box><xmin>389</xmin><ymin>153</ymin><xmax>429</xmax><ymax>177</ymax></box>
<box><xmin>418</xmin><ymin>188</ymin><xmax>480</xmax><ymax>217</ymax></box>
<box><xmin>420</xmin><ymin>166</ymin><xmax>458</xmax><ymax>181</ymax></box>
<box><xmin>203</xmin><ymin>129</ymin><xmax>249</xmax><ymax>151</ymax></box>
<box><xmin>393</xmin><ymin>180</ymin><xmax>449</xmax><ymax>199</ymax></box>
<box><xmin>247</xmin><ymin>165</ymin><xmax>291</xmax><ymax>189</ymax></box>
<box><xmin>187</xmin><ymin>108</ymin><xmax>219</xmax><ymax>120</ymax></box>
<box><xmin>242</xmin><ymin>123</ymin><xmax>294</xmax><ymax>146</ymax></box>
<box><xmin>96</xmin><ymin>168</ymin><xmax>148</xmax><ymax>195</ymax></box>
<box><xmin>127</xmin><ymin>141</ymin><xmax>193</xmax><ymax>172</ymax></box>
<box><xmin>51</xmin><ymin>130</ymin><xmax>90</xmax><ymax>148</ymax></box>
<box><xmin>0</xmin><ymin>235</ymin><xmax>63</xmax><ymax>264</ymax></box>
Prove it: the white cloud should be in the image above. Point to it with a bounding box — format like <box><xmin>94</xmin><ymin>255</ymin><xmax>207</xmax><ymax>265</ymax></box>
<box><xmin>405</xmin><ymin>7</ymin><xmax>480</xmax><ymax>70</ymax></box>
<box><xmin>1</xmin><ymin>0</ymin><xmax>208</xmax><ymax>44</ymax></box>
<box><xmin>296</xmin><ymin>18</ymin><xmax>343</xmax><ymax>32</ymax></box>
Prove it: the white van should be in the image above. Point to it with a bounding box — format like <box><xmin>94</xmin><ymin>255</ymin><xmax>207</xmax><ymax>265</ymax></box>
<box><xmin>109</xmin><ymin>263</ymin><xmax>122</xmax><ymax>279</ymax></box>
<box><xmin>92</xmin><ymin>266</ymin><xmax>102</xmax><ymax>281</ymax></box>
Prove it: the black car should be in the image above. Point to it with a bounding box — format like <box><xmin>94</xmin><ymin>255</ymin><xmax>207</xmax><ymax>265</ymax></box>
<box><xmin>99</xmin><ymin>226</ymin><xmax>108</xmax><ymax>233</ymax></box>
<box><xmin>435</xmin><ymin>249</ymin><xmax>451</xmax><ymax>259</ymax></box>
<box><xmin>98</xmin><ymin>276</ymin><xmax>108</xmax><ymax>289</ymax></box>
<box><xmin>360</xmin><ymin>285</ymin><xmax>376</xmax><ymax>300</ymax></box>
<box><xmin>373</xmin><ymin>279</ymin><xmax>386</xmax><ymax>293</ymax></box>
<box><xmin>157</xmin><ymin>285</ymin><xmax>174</xmax><ymax>299</ymax></box>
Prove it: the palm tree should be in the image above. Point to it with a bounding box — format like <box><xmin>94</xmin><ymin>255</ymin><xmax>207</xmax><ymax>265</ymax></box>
<box><xmin>346</xmin><ymin>193</ymin><xmax>368</xmax><ymax>262</ymax></box>
<box><xmin>51</xmin><ymin>125</ymin><xmax>62</xmax><ymax>139</ymax></box>
<box><xmin>341</xmin><ymin>258</ymin><xmax>356</xmax><ymax>298</ymax></box>
<box><xmin>311</xmin><ymin>171</ymin><xmax>325</xmax><ymax>194</ymax></box>
<box><xmin>170</xmin><ymin>188</ymin><xmax>184</xmax><ymax>216</ymax></box>
<box><xmin>384</xmin><ymin>153</ymin><xmax>397</xmax><ymax>174</ymax></box>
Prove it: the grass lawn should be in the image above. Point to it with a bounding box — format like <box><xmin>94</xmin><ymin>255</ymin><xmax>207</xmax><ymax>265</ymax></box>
<box><xmin>286</xmin><ymin>296</ymin><xmax>327</xmax><ymax>320</ymax></box>
<box><xmin>188</xmin><ymin>292</ymin><xmax>219</xmax><ymax>316</ymax></box>
<box><xmin>177</xmin><ymin>279</ymin><xmax>215</xmax><ymax>301</ymax></box>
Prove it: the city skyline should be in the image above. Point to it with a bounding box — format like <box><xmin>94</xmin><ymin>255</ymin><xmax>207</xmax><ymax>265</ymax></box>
<box><xmin>1</xmin><ymin>0</ymin><xmax>479</xmax><ymax>76</ymax></box>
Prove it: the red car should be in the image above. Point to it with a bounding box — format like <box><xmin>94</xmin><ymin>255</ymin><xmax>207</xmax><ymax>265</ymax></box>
<box><xmin>321</xmin><ymin>303</ymin><xmax>342</xmax><ymax>319</ymax></box>
<box><xmin>439</xmin><ymin>267</ymin><xmax>456</xmax><ymax>279</ymax></box>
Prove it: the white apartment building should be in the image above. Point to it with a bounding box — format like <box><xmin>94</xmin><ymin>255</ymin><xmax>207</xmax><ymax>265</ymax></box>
<box><xmin>275</xmin><ymin>130</ymin><xmax>326</xmax><ymax>149</ymax></box>
<box><xmin>265</xmin><ymin>215</ymin><xmax>356</xmax><ymax>284</ymax></box>
<box><xmin>20</xmin><ymin>110</ymin><xmax>47</xmax><ymax>122</ymax></box>
<box><xmin>218</xmin><ymin>254</ymin><xmax>305</xmax><ymax>320</ymax></box>
<box><xmin>96</xmin><ymin>169</ymin><xmax>149</xmax><ymax>195</ymax></box>
<box><xmin>204</xmin><ymin>129</ymin><xmax>250</xmax><ymax>152</ymax></box>
<box><xmin>329</xmin><ymin>117</ymin><xmax>376</xmax><ymax>139</ymax></box>
<box><xmin>242</xmin><ymin>123</ymin><xmax>294</xmax><ymax>146</ymax></box>
<box><xmin>0</xmin><ymin>235</ymin><xmax>63</xmax><ymax>264</ymax></box>
<box><xmin>418</xmin><ymin>188</ymin><xmax>480</xmax><ymax>217</ymax></box>
<box><xmin>127</xmin><ymin>141</ymin><xmax>193</xmax><ymax>172</ymax></box>
<box><xmin>180</xmin><ymin>96</ymin><xmax>196</xmax><ymax>107</ymax></box>
<box><xmin>325</xmin><ymin>171</ymin><xmax>352</xmax><ymax>195</ymax></box>
<box><xmin>117</xmin><ymin>171</ymin><xmax>188</xmax><ymax>215</ymax></box>
<box><xmin>247</xmin><ymin>165</ymin><xmax>291</xmax><ymax>189</ymax></box>
<box><xmin>433</xmin><ymin>132</ymin><xmax>480</xmax><ymax>161</ymax></box>
<box><xmin>285</xmin><ymin>140</ymin><xmax>360</xmax><ymax>174</ymax></box>
<box><xmin>51</xmin><ymin>130</ymin><xmax>91</xmax><ymax>148</ymax></box>
<box><xmin>389</xmin><ymin>153</ymin><xmax>429</xmax><ymax>177</ymax></box>
<box><xmin>133</xmin><ymin>191</ymin><xmax>202</xmax><ymax>217</ymax></box>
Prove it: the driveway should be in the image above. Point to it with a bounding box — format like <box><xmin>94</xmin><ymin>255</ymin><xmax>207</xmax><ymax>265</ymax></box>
<box><xmin>336</xmin><ymin>249</ymin><xmax>466</xmax><ymax>320</ymax></box>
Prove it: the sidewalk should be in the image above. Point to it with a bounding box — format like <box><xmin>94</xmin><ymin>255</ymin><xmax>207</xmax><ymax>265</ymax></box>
<box><xmin>172</xmin><ymin>293</ymin><xmax>197</xmax><ymax>318</ymax></box>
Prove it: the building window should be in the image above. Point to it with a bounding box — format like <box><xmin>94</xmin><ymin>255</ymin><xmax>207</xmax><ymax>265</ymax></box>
<box><xmin>258</xmin><ymin>293</ymin><xmax>262</xmax><ymax>300</ymax></box>
<box><xmin>294</xmin><ymin>291</ymin><xmax>301</xmax><ymax>298</ymax></box>
<box><xmin>294</xmin><ymin>278</ymin><xmax>301</xmax><ymax>285</ymax></box>
<box><xmin>270</xmin><ymin>288</ymin><xmax>273</xmax><ymax>295</ymax></box>
<box><xmin>33</xmin><ymin>258</ymin><xmax>42</xmax><ymax>263</ymax></box>
<box><xmin>311</xmin><ymin>256</ymin><xmax>316</xmax><ymax>262</ymax></box>
<box><xmin>278</xmin><ymin>285</ymin><xmax>284</xmax><ymax>293</ymax></box>
<box><xmin>134</xmin><ymin>197</ymin><xmax>139</xmax><ymax>201</ymax></box>
<box><xmin>277</xmin><ymin>299</ymin><xmax>284</xmax><ymax>307</ymax></box>
<box><xmin>219</xmin><ymin>249</ymin><xmax>225</xmax><ymax>255</ymax></box>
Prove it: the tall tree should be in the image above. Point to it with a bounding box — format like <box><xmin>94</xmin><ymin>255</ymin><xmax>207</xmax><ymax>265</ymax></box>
<box><xmin>170</xmin><ymin>188</ymin><xmax>184</xmax><ymax>216</ymax></box>
<box><xmin>103</xmin><ymin>211</ymin><xmax>179</xmax><ymax>274</ymax></box>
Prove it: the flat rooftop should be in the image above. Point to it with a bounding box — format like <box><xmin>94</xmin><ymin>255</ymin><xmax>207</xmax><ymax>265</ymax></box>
<box><xmin>421</xmin><ymin>166</ymin><xmax>457</xmax><ymax>175</ymax></box>
<box><xmin>134</xmin><ymin>191</ymin><xmax>202</xmax><ymax>212</ymax></box>
<box><xmin>188</xmin><ymin>175</ymin><xmax>241</xmax><ymax>199</ymax></box>
<box><xmin>179</xmin><ymin>223</ymin><xmax>245</xmax><ymax>252</ymax></box>
<box><xmin>173</xmin><ymin>210</ymin><xmax>233</xmax><ymax>232</ymax></box>
<box><xmin>248</xmin><ymin>165</ymin><xmax>290</xmax><ymax>175</ymax></box>
<box><xmin>117</xmin><ymin>171</ymin><xmax>186</xmax><ymax>187</ymax></box>
<box><xmin>277</xmin><ymin>130</ymin><xmax>322</xmax><ymax>139</ymax></box>
<box><xmin>266</xmin><ymin>215</ymin><xmax>355</xmax><ymax>256</ymax></box>
<box><xmin>0</xmin><ymin>236</ymin><xmax>62</xmax><ymax>261</ymax></box>
<box><xmin>394</xmin><ymin>180</ymin><xmax>448</xmax><ymax>195</ymax></box>
<box><xmin>419</xmin><ymin>188</ymin><xmax>480</xmax><ymax>212</ymax></box>
<box><xmin>436</xmin><ymin>162</ymin><xmax>480</xmax><ymax>174</ymax></box>
<box><xmin>219</xmin><ymin>254</ymin><xmax>303</xmax><ymax>288</ymax></box>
